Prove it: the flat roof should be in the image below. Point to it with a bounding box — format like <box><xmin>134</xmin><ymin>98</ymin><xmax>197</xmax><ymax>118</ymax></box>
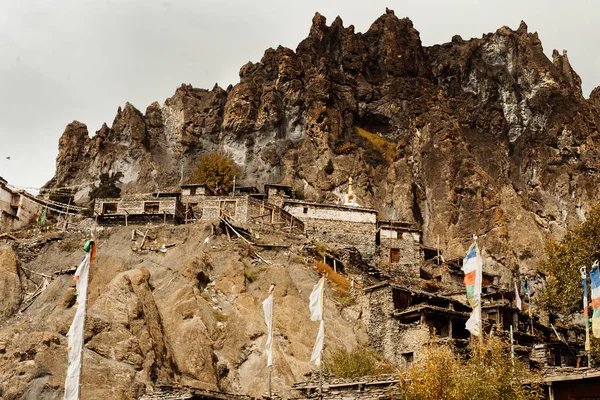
<box><xmin>394</xmin><ymin>304</ymin><xmax>470</xmax><ymax>320</ymax></box>
<box><xmin>377</xmin><ymin>220</ymin><xmax>421</xmax><ymax>232</ymax></box>
<box><xmin>264</xmin><ymin>183</ymin><xmax>292</xmax><ymax>189</ymax></box>
<box><xmin>180</xmin><ymin>183</ymin><xmax>208</xmax><ymax>188</ymax></box>
<box><xmin>283</xmin><ymin>199</ymin><xmax>378</xmax><ymax>213</ymax></box>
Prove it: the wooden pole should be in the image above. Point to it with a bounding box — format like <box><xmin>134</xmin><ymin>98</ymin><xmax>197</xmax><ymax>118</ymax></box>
<box><xmin>63</xmin><ymin>197</ymin><xmax>72</xmax><ymax>232</ymax></box>
<box><xmin>268</xmin><ymin>366</ymin><xmax>272</xmax><ymax>399</ymax></box>
<box><xmin>267</xmin><ymin>282</ymin><xmax>275</xmax><ymax>399</ymax></box>
<box><xmin>510</xmin><ymin>325</ymin><xmax>515</xmax><ymax>370</ymax></box>
<box><xmin>437</xmin><ymin>234</ymin><xmax>440</xmax><ymax>265</ymax></box>
<box><xmin>319</xmin><ymin>354</ymin><xmax>323</xmax><ymax>399</ymax></box>
<box><xmin>529</xmin><ymin>291</ymin><xmax>534</xmax><ymax>336</ymax></box>
<box><xmin>388</xmin><ymin>226</ymin><xmax>392</xmax><ymax>277</ymax></box>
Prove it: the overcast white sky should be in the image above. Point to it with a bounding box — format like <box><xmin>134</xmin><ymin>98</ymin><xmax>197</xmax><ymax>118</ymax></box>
<box><xmin>0</xmin><ymin>0</ymin><xmax>598</xmax><ymax>191</ymax></box>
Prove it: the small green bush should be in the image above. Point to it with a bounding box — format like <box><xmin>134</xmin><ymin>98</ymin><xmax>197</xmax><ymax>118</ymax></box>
<box><xmin>314</xmin><ymin>242</ymin><xmax>327</xmax><ymax>257</ymax></box>
<box><xmin>325</xmin><ymin>346</ymin><xmax>392</xmax><ymax>378</ymax></box>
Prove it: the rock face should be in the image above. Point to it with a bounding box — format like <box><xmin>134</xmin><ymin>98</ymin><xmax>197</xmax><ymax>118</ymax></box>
<box><xmin>0</xmin><ymin>246</ymin><xmax>22</xmax><ymax>323</ymax></box>
<box><xmin>0</xmin><ymin>225</ymin><xmax>366</xmax><ymax>399</ymax></box>
<box><xmin>46</xmin><ymin>11</ymin><xmax>600</xmax><ymax>276</ymax></box>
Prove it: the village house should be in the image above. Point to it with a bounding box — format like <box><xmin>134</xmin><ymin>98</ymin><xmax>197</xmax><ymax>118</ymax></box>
<box><xmin>362</xmin><ymin>282</ymin><xmax>472</xmax><ymax>366</ymax></box>
<box><xmin>284</xmin><ymin>199</ymin><xmax>378</xmax><ymax>261</ymax></box>
<box><xmin>264</xmin><ymin>183</ymin><xmax>293</xmax><ymax>208</ymax></box>
<box><xmin>93</xmin><ymin>193</ymin><xmax>185</xmax><ymax>225</ymax></box>
<box><xmin>0</xmin><ymin>176</ymin><xmax>45</xmax><ymax>232</ymax></box>
<box><xmin>376</xmin><ymin>220</ymin><xmax>422</xmax><ymax>277</ymax></box>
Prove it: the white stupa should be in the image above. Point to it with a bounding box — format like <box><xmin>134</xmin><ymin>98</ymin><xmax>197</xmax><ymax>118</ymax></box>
<box><xmin>343</xmin><ymin>177</ymin><xmax>360</xmax><ymax>207</ymax></box>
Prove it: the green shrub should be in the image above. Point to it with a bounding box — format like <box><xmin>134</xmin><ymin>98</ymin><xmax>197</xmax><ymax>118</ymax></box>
<box><xmin>325</xmin><ymin>346</ymin><xmax>393</xmax><ymax>378</ymax></box>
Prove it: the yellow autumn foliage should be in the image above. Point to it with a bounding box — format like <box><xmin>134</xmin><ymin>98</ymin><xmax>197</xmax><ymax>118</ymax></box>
<box><xmin>354</xmin><ymin>126</ymin><xmax>396</xmax><ymax>161</ymax></box>
<box><xmin>398</xmin><ymin>336</ymin><xmax>543</xmax><ymax>400</ymax></box>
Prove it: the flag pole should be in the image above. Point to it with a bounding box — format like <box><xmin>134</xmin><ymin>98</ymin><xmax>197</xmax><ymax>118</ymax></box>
<box><xmin>474</xmin><ymin>235</ymin><xmax>483</xmax><ymax>344</ymax></box>
<box><xmin>319</xmin><ymin>275</ymin><xmax>325</xmax><ymax>399</ymax></box>
<box><xmin>582</xmin><ymin>264</ymin><xmax>592</xmax><ymax>365</ymax></box>
<box><xmin>510</xmin><ymin>325</ymin><xmax>515</xmax><ymax>371</ymax></box>
<box><xmin>527</xmin><ymin>280</ymin><xmax>534</xmax><ymax>336</ymax></box>
<box><xmin>267</xmin><ymin>282</ymin><xmax>275</xmax><ymax>399</ymax></box>
<box><xmin>79</xmin><ymin>233</ymin><xmax>96</xmax><ymax>399</ymax></box>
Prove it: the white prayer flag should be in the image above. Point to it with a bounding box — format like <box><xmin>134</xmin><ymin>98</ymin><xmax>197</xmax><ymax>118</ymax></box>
<box><xmin>515</xmin><ymin>281</ymin><xmax>522</xmax><ymax>311</ymax></box>
<box><xmin>64</xmin><ymin>254</ymin><xmax>91</xmax><ymax>400</ymax></box>
<box><xmin>309</xmin><ymin>276</ymin><xmax>325</xmax><ymax>321</ymax></box>
<box><xmin>465</xmin><ymin>306</ymin><xmax>482</xmax><ymax>336</ymax></box>
<box><xmin>310</xmin><ymin>320</ymin><xmax>325</xmax><ymax>366</ymax></box>
<box><xmin>309</xmin><ymin>276</ymin><xmax>325</xmax><ymax>366</ymax></box>
<box><xmin>262</xmin><ymin>293</ymin><xmax>274</xmax><ymax>367</ymax></box>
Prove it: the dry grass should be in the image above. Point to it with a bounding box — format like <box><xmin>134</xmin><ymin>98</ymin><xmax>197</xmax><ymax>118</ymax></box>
<box><xmin>354</xmin><ymin>127</ymin><xmax>395</xmax><ymax>160</ymax></box>
<box><xmin>313</xmin><ymin>261</ymin><xmax>350</xmax><ymax>289</ymax></box>
<box><xmin>325</xmin><ymin>346</ymin><xmax>395</xmax><ymax>378</ymax></box>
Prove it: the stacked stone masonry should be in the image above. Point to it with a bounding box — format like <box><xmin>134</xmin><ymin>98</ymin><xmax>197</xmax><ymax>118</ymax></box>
<box><xmin>283</xmin><ymin>200</ymin><xmax>378</xmax><ymax>261</ymax></box>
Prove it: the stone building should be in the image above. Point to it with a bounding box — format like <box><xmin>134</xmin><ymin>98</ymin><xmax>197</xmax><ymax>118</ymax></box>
<box><xmin>283</xmin><ymin>199</ymin><xmax>378</xmax><ymax>261</ymax></box>
<box><xmin>198</xmin><ymin>195</ymin><xmax>250</xmax><ymax>222</ymax></box>
<box><xmin>362</xmin><ymin>282</ymin><xmax>472</xmax><ymax>366</ymax></box>
<box><xmin>180</xmin><ymin>184</ymin><xmax>213</xmax><ymax>217</ymax></box>
<box><xmin>292</xmin><ymin>374</ymin><xmax>399</xmax><ymax>399</ymax></box>
<box><xmin>0</xmin><ymin>176</ymin><xmax>44</xmax><ymax>232</ymax></box>
<box><xmin>376</xmin><ymin>220</ymin><xmax>422</xmax><ymax>277</ymax></box>
<box><xmin>94</xmin><ymin>193</ymin><xmax>185</xmax><ymax>225</ymax></box>
<box><xmin>264</xmin><ymin>184</ymin><xmax>293</xmax><ymax>207</ymax></box>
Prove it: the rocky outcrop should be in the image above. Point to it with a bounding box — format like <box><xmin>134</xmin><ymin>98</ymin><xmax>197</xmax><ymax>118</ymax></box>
<box><xmin>0</xmin><ymin>246</ymin><xmax>22</xmax><ymax>323</ymax></box>
<box><xmin>0</xmin><ymin>224</ymin><xmax>366</xmax><ymax>399</ymax></box>
<box><xmin>46</xmin><ymin>11</ymin><xmax>600</xmax><ymax>277</ymax></box>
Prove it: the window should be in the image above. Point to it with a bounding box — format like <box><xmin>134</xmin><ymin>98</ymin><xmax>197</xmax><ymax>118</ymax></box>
<box><xmin>190</xmin><ymin>187</ymin><xmax>196</xmax><ymax>195</ymax></box>
<box><xmin>390</xmin><ymin>248</ymin><xmax>400</xmax><ymax>263</ymax></box>
<box><xmin>189</xmin><ymin>203</ymin><xmax>198</xmax><ymax>209</ymax></box>
<box><xmin>102</xmin><ymin>203</ymin><xmax>118</xmax><ymax>214</ymax></box>
<box><xmin>303</xmin><ymin>207</ymin><xmax>308</xmax><ymax>214</ymax></box>
<box><xmin>144</xmin><ymin>202</ymin><xmax>160</xmax><ymax>213</ymax></box>
<box><xmin>401</xmin><ymin>352</ymin><xmax>414</xmax><ymax>367</ymax></box>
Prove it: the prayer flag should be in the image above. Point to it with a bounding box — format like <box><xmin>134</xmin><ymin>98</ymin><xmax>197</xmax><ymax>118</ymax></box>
<box><xmin>262</xmin><ymin>291</ymin><xmax>274</xmax><ymax>367</ymax></box>
<box><xmin>582</xmin><ymin>267</ymin><xmax>590</xmax><ymax>351</ymax></box>
<box><xmin>309</xmin><ymin>276</ymin><xmax>326</xmax><ymax>365</ymax></box>
<box><xmin>64</xmin><ymin>254</ymin><xmax>91</xmax><ymax>400</ymax></box>
<box><xmin>515</xmin><ymin>281</ymin><xmax>522</xmax><ymax>311</ymax></box>
<box><xmin>591</xmin><ymin>265</ymin><xmax>600</xmax><ymax>338</ymax></box>
<box><xmin>462</xmin><ymin>242</ymin><xmax>482</xmax><ymax>336</ymax></box>
<box><xmin>309</xmin><ymin>276</ymin><xmax>325</xmax><ymax>322</ymax></box>
<box><xmin>310</xmin><ymin>321</ymin><xmax>325</xmax><ymax>366</ymax></box>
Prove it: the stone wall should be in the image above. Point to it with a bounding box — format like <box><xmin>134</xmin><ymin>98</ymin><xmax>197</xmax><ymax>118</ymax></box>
<box><xmin>379</xmin><ymin>229</ymin><xmax>422</xmax><ymax>277</ymax></box>
<box><xmin>200</xmin><ymin>196</ymin><xmax>249</xmax><ymax>222</ymax></box>
<box><xmin>362</xmin><ymin>285</ymin><xmax>401</xmax><ymax>364</ymax></box>
<box><xmin>0</xmin><ymin>185</ymin><xmax>43</xmax><ymax>232</ymax></box>
<box><xmin>94</xmin><ymin>196</ymin><xmax>181</xmax><ymax>216</ymax></box>
<box><xmin>0</xmin><ymin>185</ymin><xmax>16</xmax><ymax>232</ymax></box>
<box><xmin>14</xmin><ymin>194</ymin><xmax>44</xmax><ymax>231</ymax></box>
<box><xmin>284</xmin><ymin>201</ymin><xmax>377</xmax><ymax>260</ymax></box>
<box><xmin>293</xmin><ymin>374</ymin><xmax>399</xmax><ymax>399</ymax></box>
<box><xmin>362</xmin><ymin>285</ymin><xmax>432</xmax><ymax>365</ymax></box>
<box><xmin>181</xmin><ymin>186</ymin><xmax>210</xmax><ymax>209</ymax></box>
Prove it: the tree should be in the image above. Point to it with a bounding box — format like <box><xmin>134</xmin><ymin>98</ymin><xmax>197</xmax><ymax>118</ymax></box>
<box><xmin>538</xmin><ymin>202</ymin><xmax>600</xmax><ymax>316</ymax></box>
<box><xmin>191</xmin><ymin>151</ymin><xmax>239</xmax><ymax>194</ymax></box>
<box><xmin>398</xmin><ymin>336</ymin><xmax>543</xmax><ymax>400</ymax></box>
<box><xmin>89</xmin><ymin>172</ymin><xmax>123</xmax><ymax>199</ymax></box>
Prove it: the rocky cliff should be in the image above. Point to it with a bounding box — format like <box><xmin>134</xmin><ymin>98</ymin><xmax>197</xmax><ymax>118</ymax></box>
<box><xmin>0</xmin><ymin>224</ymin><xmax>367</xmax><ymax>399</ymax></box>
<box><xmin>46</xmin><ymin>9</ymin><xmax>600</xmax><ymax>276</ymax></box>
